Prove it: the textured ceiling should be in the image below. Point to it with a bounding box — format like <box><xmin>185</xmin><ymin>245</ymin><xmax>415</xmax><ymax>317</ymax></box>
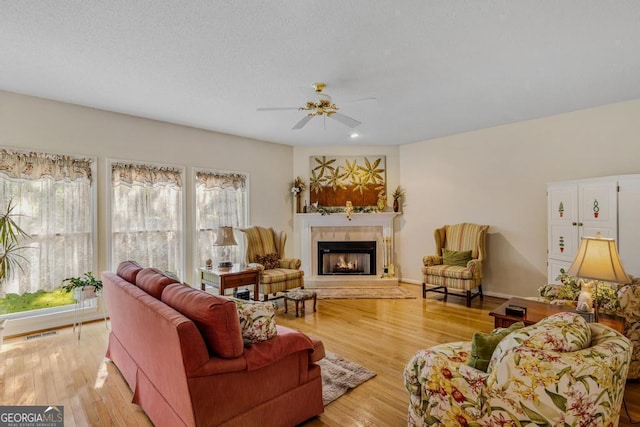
<box><xmin>2</xmin><ymin>1</ymin><xmax>640</xmax><ymax>146</ymax></box>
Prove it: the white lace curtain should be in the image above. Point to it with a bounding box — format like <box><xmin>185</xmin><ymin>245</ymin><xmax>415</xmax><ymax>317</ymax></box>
<box><xmin>0</xmin><ymin>149</ymin><xmax>94</xmax><ymax>296</ymax></box>
<box><xmin>195</xmin><ymin>171</ymin><xmax>247</xmax><ymax>266</ymax></box>
<box><xmin>111</xmin><ymin>163</ymin><xmax>183</xmax><ymax>275</ymax></box>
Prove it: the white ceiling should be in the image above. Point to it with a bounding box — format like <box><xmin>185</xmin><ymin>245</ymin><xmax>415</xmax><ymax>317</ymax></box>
<box><xmin>2</xmin><ymin>1</ymin><xmax>640</xmax><ymax>146</ymax></box>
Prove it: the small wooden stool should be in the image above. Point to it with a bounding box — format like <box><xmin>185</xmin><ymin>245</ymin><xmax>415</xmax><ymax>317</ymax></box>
<box><xmin>284</xmin><ymin>289</ymin><xmax>317</xmax><ymax>317</ymax></box>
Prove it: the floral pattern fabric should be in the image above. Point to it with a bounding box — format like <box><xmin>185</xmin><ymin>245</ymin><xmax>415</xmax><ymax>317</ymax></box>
<box><xmin>537</xmin><ymin>277</ymin><xmax>640</xmax><ymax>379</ymax></box>
<box><xmin>235</xmin><ymin>300</ymin><xmax>278</xmax><ymax>343</ymax></box>
<box><xmin>404</xmin><ymin>312</ymin><xmax>632</xmax><ymax>426</ymax></box>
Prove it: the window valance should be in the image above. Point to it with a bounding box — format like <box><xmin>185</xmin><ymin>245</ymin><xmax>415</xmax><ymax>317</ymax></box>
<box><xmin>112</xmin><ymin>162</ymin><xmax>182</xmax><ymax>188</ymax></box>
<box><xmin>196</xmin><ymin>171</ymin><xmax>246</xmax><ymax>190</ymax></box>
<box><xmin>0</xmin><ymin>149</ymin><xmax>93</xmax><ymax>182</ymax></box>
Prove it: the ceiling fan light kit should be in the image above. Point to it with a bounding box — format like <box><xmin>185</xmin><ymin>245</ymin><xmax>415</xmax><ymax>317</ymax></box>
<box><xmin>258</xmin><ymin>82</ymin><xmax>363</xmax><ymax>130</ymax></box>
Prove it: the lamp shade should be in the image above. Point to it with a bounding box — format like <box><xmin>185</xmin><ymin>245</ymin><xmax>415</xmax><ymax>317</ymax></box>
<box><xmin>567</xmin><ymin>233</ymin><xmax>629</xmax><ymax>283</ymax></box>
<box><xmin>214</xmin><ymin>226</ymin><xmax>238</xmax><ymax>246</ymax></box>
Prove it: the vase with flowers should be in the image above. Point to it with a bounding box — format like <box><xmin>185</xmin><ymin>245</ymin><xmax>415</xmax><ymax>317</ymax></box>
<box><xmin>291</xmin><ymin>176</ymin><xmax>306</xmax><ymax>213</ymax></box>
<box><xmin>391</xmin><ymin>185</ymin><xmax>405</xmax><ymax>213</ymax></box>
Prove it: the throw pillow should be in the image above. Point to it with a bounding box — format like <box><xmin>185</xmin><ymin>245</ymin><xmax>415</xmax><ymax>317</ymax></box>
<box><xmin>255</xmin><ymin>253</ymin><xmax>280</xmax><ymax>270</ymax></box>
<box><xmin>467</xmin><ymin>322</ymin><xmax>524</xmax><ymax>372</ymax></box>
<box><xmin>235</xmin><ymin>300</ymin><xmax>278</xmax><ymax>343</ymax></box>
<box><xmin>442</xmin><ymin>249</ymin><xmax>472</xmax><ymax>267</ymax></box>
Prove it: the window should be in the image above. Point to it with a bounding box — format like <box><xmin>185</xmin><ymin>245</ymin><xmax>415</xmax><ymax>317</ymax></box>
<box><xmin>0</xmin><ymin>148</ymin><xmax>95</xmax><ymax>300</ymax></box>
<box><xmin>110</xmin><ymin>162</ymin><xmax>184</xmax><ymax>276</ymax></box>
<box><xmin>195</xmin><ymin>170</ymin><xmax>247</xmax><ymax>270</ymax></box>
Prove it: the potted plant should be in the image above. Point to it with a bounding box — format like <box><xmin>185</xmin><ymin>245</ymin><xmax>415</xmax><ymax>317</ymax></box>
<box><xmin>62</xmin><ymin>272</ymin><xmax>103</xmax><ymax>300</ymax></box>
<box><xmin>0</xmin><ymin>199</ymin><xmax>31</xmax><ymax>297</ymax></box>
<box><xmin>391</xmin><ymin>185</ymin><xmax>405</xmax><ymax>212</ymax></box>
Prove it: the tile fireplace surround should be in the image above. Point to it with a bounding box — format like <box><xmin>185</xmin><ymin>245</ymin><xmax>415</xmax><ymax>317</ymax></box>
<box><xmin>296</xmin><ymin>212</ymin><xmax>399</xmax><ymax>286</ymax></box>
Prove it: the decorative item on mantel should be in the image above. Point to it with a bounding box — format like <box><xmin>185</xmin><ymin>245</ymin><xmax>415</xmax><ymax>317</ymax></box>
<box><xmin>291</xmin><ymin>176</ymin><xmax>306</xmax><ymax>213</ymax></box>
<box><xmin>376</xmin><ymin>189</ymin><xmax>387</xmax><ymax>212</ymax></box>
<box><xmin>391</xmin><ymin>185</ymin><xmax>405</xmax><ymax>213</ymax></box>
<box><xmin>345</xmin><ymin>201</ymin><xmax>353</xmax><ymax>221</ymax></box>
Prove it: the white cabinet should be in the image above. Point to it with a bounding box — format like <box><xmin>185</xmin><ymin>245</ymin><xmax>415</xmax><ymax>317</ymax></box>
<box><xmin>618</xmin><ymin>175</ymin><xmax>640</xmax><ymax>277</ymax></box>
<box><xmin>547</xmin><ymin>178</ymin><xmax>618</xmax><ymax>283</ymax></box>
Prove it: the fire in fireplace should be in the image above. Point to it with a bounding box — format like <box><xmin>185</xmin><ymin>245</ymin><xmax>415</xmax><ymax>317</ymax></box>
<box><xmin>317</xmin><ymin>241</ymin><xmax>376</xmax><ymax>276</ymax></box>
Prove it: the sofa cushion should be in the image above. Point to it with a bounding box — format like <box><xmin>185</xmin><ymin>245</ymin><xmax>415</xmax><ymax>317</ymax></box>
<box><xmin>235</xmin><ymin>300</ymin><xmax>278</xmax><ymax>343</ymax></box>
<box><xmin>136</xmin><ymin>267</ymin><xmax>179</xmax><ymax>299</ymax></box>
<box><xmin>117</xmin><ymin>260</ymin><xmax>143</xmax><ymax>283</ymax></box>
<box><xmin>161</xmin><ymin>284</ymin><xmax>244</xmax><ymax>358</ymax></box>
<box><xmin>261</xmin><ymin>268</ymin><xmax>304</xmax><ymax>284</ymax></box>
<box><xmin>243</xmin><ymin>325</ymin><xmax>313</xmax><ymax>371</ymax></box>
<box><xmin>442</xmin><ymin>249</ymin><xmax>472</xmax><ymax>267</ymax></box>
<box><xmin>467</xmin><ymin>322</ymin><xmax>524</xmax><ymax>372</ymax></box>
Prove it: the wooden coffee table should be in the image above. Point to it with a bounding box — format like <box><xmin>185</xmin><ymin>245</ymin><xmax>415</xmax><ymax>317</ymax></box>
<box><xmin>490</xmin><ymin>297</ymin><xmax>624</xmax><ymax>333</ymax></box>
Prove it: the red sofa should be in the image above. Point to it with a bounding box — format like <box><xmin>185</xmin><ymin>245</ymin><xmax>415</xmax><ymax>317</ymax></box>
<box><xmin>102</xmin><ymin>261</ymin><xmax>325</xmax><ymax>427</ymax></box>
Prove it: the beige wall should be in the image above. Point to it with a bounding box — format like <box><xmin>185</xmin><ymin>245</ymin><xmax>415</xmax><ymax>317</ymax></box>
<box><xmin>3</xmin><ymin>88</ymin><xmax>640</xmax><ymax>298</ymax></box>
<box><xmin>0</xmin><ymin>90</ymin><xmax>294</xmax><ymax>284</ymax></box>
<box><xmin>399</xmin><ymin>99</ymin><xmax>640</xmax><ymax>297</ymax></box>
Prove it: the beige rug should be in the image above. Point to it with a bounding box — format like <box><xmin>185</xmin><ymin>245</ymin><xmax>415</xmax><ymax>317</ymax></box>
<box><xmin>319</xmin><ymin>352</ymin><xmax>376</xmax><ymax>405</ymax></box>
<box><xmin>307</xmin><ymin>286</ymin><xmax>416</xmax><ymax>299</ymax></box>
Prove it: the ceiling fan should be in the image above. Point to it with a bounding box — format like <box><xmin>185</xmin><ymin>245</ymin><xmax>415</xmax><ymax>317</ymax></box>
<box><xmin>257</xmin><ymin>83</ymin><xmax>366</xmax><ymax>130</ymax></box>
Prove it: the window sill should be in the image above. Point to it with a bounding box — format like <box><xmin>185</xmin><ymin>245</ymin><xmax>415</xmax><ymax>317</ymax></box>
<box><xmin>1</xmin><ymin>299</ymin><xmax>104</xmax><ymax>338</ymax></box>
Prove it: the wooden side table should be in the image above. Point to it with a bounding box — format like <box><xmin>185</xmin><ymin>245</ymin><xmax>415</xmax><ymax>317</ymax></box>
<box><xmin>490</xmin><ymin>297</ymin><xmax>624</xmax><ymax>333</ymax></box>
<box><xmin>199</xmin><ymin>264</ymin><xmax>260</xmax><ymax>301</ymax></box>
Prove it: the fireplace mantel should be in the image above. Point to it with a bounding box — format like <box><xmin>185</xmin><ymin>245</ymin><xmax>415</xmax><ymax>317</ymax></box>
<box><xmin>297</xmin><ymin>212</ymin><xmax>399</xmax><ymax>285</ymax></box>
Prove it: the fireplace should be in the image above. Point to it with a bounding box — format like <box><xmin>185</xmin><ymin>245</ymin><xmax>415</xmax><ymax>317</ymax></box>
<box><xmin>317</xmin><ymin>241</ymin><xmax>376</xmax><ymax>276</ymax></box>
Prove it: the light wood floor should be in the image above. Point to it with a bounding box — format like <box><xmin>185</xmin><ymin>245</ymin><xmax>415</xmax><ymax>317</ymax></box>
<box><xmin>1</xmin><ymin>283</ymin><xmax>638</xmax><ymax>426</ymax></box>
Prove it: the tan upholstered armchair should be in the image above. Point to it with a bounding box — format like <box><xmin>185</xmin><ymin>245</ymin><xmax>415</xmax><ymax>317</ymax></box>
<box><xmin>422</xmin><ymin>223</ymin><xmax>489</xmax><ymax>307</ymax></box>
<box><xmin>240</xmin><ymin>226</ymin><xmax>304</xmax><ymax>301</ymax></box>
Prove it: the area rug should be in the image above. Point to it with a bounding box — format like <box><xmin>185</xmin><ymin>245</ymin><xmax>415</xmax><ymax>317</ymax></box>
<box><xmin>307</xmin><ymin>286</ymin><xmax>416</xmax><ymax>300</ymax></box>
<box><xmin>319</xmin><ymin>352</ymin><xmax>376</xmax><ymax>405</ymax></box>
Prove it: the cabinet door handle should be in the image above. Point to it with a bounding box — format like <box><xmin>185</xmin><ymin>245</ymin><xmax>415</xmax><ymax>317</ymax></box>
<box><xmin>572</xmin><ymin>222</ymin><xmax>577</xmax><ymax>226</ymax></box>
<box><xmin>578</xmin><ymin>222</ymin><xmax>583</xmax><ymax>226</ymax></box>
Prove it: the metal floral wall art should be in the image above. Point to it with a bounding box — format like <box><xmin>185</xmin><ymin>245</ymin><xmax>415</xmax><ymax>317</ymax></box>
<box><xmin>309</xmin><ymin>155</ymin><xmax>386</xmax><ymax>207</ymax></box>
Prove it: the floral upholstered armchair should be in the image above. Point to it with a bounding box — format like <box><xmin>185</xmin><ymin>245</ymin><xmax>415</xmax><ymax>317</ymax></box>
<box><xmin>536</xmin><ymin>272</ymin><xmax>640</xmax><ymax>380</ymax></box>
<box><xmin>422</xmin><ymin>223</ymin><xmax>489</xmax><ymax>307</ymax></box>
<box><xmin>240</xmin><ymin>226</ymin><xmax>304</xmax><ymax>301</ymax></box>
<box><xmin>404</xmin><ymin>312</ymin><xmax>632</xmax><ymax>426</ymax></box>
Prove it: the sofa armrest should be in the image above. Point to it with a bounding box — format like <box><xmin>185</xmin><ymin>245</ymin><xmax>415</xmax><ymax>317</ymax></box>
<box><xmin>466</xmin><ymin>259</ymin><xmax>482</xmax><ymax>278</ymax></box>
<box><xmin>423</xmin><ymin>255</ymin><xmax>442</xmax><ymax>266</ymax></box>
<box><xmin>404</xmin><ymin>343</ymin><xmax>488</xmax><ymax>425</ymax></box>
<box><xmin>309</xmin><ymin>336</ymin><xmax>325</xmax><ymax>363</ymax></box>
<box><xmin>486</xmin><ymin>326</ymin><xmax>631</xmax><ymax>425</ymax></box>
<box><xmin>279</xmin><ymin>257</ymin><xmax>301</xmax><ymax>269</ymax></box>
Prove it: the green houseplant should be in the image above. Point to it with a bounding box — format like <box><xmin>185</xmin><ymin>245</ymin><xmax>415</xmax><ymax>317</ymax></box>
<box><xmin>0</xmin><ymin>199</ymin><xmax>30</xmax><ymax>297</ymax></box>
<box><xmin>62</xmin><ymin>272</ymin><xmax>103</xmax><ymax>300</ymax></box>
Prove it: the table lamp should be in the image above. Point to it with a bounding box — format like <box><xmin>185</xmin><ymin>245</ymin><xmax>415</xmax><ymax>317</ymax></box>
<box><xmin>567</xmin><ymin>232</ymin><xmax>629</xmax><ymax>322</ymax></box>
<box><xmin>214</xmin><ymin>226</ymin><xmax>237</xmax><ymax>268</ymax></box>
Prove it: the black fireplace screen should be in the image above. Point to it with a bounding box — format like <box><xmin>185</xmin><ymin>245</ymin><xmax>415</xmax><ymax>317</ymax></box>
<box><xmin>317</xmin><ymin>241</ymin><xmax>376</xmax><ymax>275</ymax></box>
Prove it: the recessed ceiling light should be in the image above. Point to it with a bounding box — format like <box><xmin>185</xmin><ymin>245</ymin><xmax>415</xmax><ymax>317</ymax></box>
<box><xmin>350</xmin><ymin>133</ymin><xmax>359</xmax><ymax>139</ymax></box>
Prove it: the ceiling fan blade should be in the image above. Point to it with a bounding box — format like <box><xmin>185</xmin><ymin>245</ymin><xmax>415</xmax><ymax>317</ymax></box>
<box><xmin>257</xmin><ymin>107</ymin><xmax>299</xmax><ymax>111</ymax></box>
<box><xmin>292</xmin><ymin>115</ymin><xmax>313</xmax><ymax>130</ymax></box>
<box><xmin>330</xmin><ymin>112</ymin><xmax>361</xmax><ymax>128</ymax></box>
<box><xmin>347</xmin><ymin>97</ymin><xmax>377</xmax><ymax>104</ymax></box>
